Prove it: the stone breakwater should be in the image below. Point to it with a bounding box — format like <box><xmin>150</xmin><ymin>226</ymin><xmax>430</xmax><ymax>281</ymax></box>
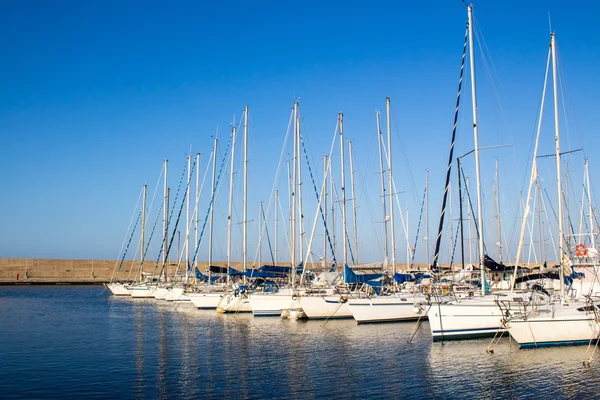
<box><xmin>0</xmin><ymin>258</ymin><xmax>239</xmax><ymax>284</ymax></box>
<box><xmin>0</xmin><ymin>258</ymin><xmax>437</xmax><ymax>284</ymax></box>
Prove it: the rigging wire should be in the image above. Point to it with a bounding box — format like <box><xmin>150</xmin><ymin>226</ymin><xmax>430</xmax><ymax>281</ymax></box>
<box><xmin>111</xmin><ymin>185</ymin><xmax>144</xmax><ymax>281</ymax></box>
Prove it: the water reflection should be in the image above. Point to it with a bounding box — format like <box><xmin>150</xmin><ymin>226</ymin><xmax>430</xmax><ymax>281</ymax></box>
<box><xmin>135</xmin><ymin>303</ymin><xmax>144</xmax><ymax>400</ymax></box>
<box><xmin>3</xmin><ymin>287</ymin><xmax>600</xmax><ymax>400</ymax></box>
<box><xmin>426</xmin><ymin>334</ymin><xmax>600</xmax><ymax>399</ymax></box>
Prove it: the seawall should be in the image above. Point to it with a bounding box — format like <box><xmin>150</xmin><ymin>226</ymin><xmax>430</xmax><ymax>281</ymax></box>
<box><xmin>0</xmin><ymin>258</ymin><xmax>433</xmax><ymax>285</ymax></box>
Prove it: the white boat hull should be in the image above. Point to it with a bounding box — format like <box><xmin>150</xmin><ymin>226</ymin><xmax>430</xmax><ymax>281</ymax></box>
<box><xmin>299</xmin><ymin>295</ymin><xmax>352</xmax><ymax>319</ymax></box>
<box><xmin>188</xmin><ymin>292</ymin><xmax>223</xmax><ymax>309</ymax></box>
<box><xmin>507</xmin><ymin>306</ymin><xmax>600</xmax><ymax>347</ymax></box>
<box><xmin>348</xmin><ymin>295</ymin><xmax>429</xmax><ymax>323</ymax></box>
<box><xmin>153</xmin><ymin>287</ymin><xmax>170</xmax><ymax>300</ymax></box>
<box><xmin>249</xmin><ymin>292</ymin><xmax>302</xmax><ymax>317</ymax></box>
<box><xmin>128</xmin><ymin>285</ymin><xmax>156</xmax><ymax>298</ymax></box>
<box><xmin>428</xmin><ymin>300</ymin><xmax>506</xmax><ymax>341</ymax></box>
<box><xmin>106</xmin><ymin>283</ymin><xmax>130</xmax><ymax>296</ymax></box>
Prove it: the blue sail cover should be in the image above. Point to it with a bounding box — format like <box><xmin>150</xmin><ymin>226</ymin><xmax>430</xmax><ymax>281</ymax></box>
<box><xmin>246</xmin><ymin>269</ymin><xmax>286</xmax><ymax>278</ymax></box>
<box><xmin>259</xmin><ymin>265</ymin><xmax>294</xmax><ymax>274</ymax></box>
<box><xmin>343</xmin><ymin>264</ymin><xmax>384</xmax><ymax>284</ymax></box>
<box><xmin>228</xmin><ymin>267</ymin><xmax>288</xmax><ymax>279</ymax></box>
<box><xmin>393</xmin><ymin>273</ymin><xmax>414</xmax><ymax>284</ymax></box>
<box><xmin>228</xmin><ymin>267</ymin><xmax>246</xmax><ymax>276</ymax></box>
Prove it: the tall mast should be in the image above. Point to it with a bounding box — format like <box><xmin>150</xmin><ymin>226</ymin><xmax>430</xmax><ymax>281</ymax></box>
<box><xmin>275</xmin><ymin>190</ymin><xmax>279</xmax><ymax>264</ymax></box>
<box><xmin>209</xmin><ymin>138</ymin><xmax>218</xmax><ymax>282</ymax></box>
<box><xmin>386</xmin><ymin>97</ymin><xmax>396</xmax><ymax>274</ymax></box>
<box><xmin>258</xmin><ymin>202</ymin><xmax>263</xmax><ymax>266</ymax></box>
<box><xmin>297</xmin><ymin>112</ymin><xmax>304</xmax><ymax>273</ymax></box>
<box><xmin>377</xmin><ymin>111</ymin><xmax>389</xmax><ymax>266</ymax></box>
<box><xmin>287</xmin><ymin>160</ymin><xmax>291</xmax><ymax>264</ymax></box>
<box><xmin>243</xmin><ymin>106</ymin><xmax>248</xmax><ymax>281</ymax></box>
<box><xmin>226</xmin><ymin>123</ymin><xmax>236</xmax><ymax>286</ymax></box>
<box><xmin>425</xmin><ymin>169</ymin><xmax>429</xmax><ymax>267</ymax></box>
<box><xmin>291</xmin><ymin>102</ymin><xmax>298</xmax><ymax>285</ymax></box>
<box><xmin>141</xmin><ymin>184</ymin><xmax>147</xmax><ymax>267</ymax></box>
<box><xmin>163</xmin><ymin>159</ymin><xmax>168</xmax><ymax>281</ymax></box>
<box><xmin>165</xmin><ymin>187</ymin><xmax>170</xmax><ymax>282</ymax></box>
<box><xmin>551</xmin><ymin>32</ymin><xmax>565</xmax><ymax>298</ymax></box>
<box><xmin>339</xmin><ymin>112</ymin><xmax>348</xmax><ymax>265</ymax></box>
<box><xmin>195</xmin><ymin>153</ymin><xmax>200</xmax><ymax>273</ymax></box>
<box><xmin>323</xmin><ymin>155</ymin><xmax>328</xmax><ymax>265</ymax></box>
<box><xmin>406</xmin><ymin>208</ymin><xmax>410</xmax><ymax>268</ymax></box>
<box><xmin>349</xmin><ymin>140</ymin><xmax>359</xmax><ymax>265</ymax></box>
<box><xmin>467</xmin><ymin>5</ymin><xmax>486</xmax><ymax>296</ymax></box>
<box><xmin>186</xmin><ymin>154</ymin><xmax>191</xmax><ymax>281</ymax></box>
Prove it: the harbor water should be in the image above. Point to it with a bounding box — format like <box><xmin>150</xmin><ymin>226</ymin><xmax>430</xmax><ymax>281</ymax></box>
<box><xmin>0</xmin><ymin>286</ymin><xmax>598</xmax><ymax>399</ymax></box>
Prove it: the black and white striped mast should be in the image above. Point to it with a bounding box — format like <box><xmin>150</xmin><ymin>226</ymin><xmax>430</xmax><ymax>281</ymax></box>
<box><xmin>431</xmin><ymin>19</ymin><xmax>468</xmax><ymax>271</ymax></box>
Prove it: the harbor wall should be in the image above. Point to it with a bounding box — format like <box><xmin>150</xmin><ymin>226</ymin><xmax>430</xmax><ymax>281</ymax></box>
<box><xmin>0</xmin><ymin>258</ymin><xmax>434</xmax><ymax>284</ymax></box>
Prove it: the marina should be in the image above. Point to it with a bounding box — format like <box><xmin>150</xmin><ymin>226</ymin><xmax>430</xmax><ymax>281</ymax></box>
<box><xmin>3</xmin><ymin>1</ymin><xmax>600</xmax><ymax>398</ymax></box>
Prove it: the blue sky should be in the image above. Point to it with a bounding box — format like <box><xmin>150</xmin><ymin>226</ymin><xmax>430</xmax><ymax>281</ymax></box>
<box><xmin>1</xmin><ymin>1</ymin><xmax>600</xmax><ymax>265</ymax></box>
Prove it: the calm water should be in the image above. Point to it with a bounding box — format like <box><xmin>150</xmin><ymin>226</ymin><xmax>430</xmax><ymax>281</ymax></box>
<box><xmin>0</xmin><ymin>286</ymin><xmax>598</xmax><ymax>399</ymax></box>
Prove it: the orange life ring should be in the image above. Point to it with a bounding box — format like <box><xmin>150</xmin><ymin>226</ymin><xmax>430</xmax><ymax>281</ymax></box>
<box><xmin>576</xmin><ymin>243</ymin><xmax>588</xmax><ymax>257</ymax></box>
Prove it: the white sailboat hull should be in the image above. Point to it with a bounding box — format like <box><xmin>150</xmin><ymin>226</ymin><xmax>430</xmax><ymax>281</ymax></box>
<box><xmin>507</xmin><ymin>305</ymin><xmax>600</xmax><ymax>347</ymax></box>
<box><xmin>428</xmin><ymin>300</ymin><xmax>506</xmax><ymax>341</ymax></box>
<box><xmin>188</xmin><ymin>292</ymin><xmax>223</xmax><ymax>309</ymax></box>
<box><xmin>249</xmin><ymin>292</ymin><xmax>302</xmax><ymax>317</ymax></box>
<box><xmin>153</xmin><ymin>287</ymin><xmax>170</xmax><ymax>300</ymax></box>
<box><xmin>299</xmin><ymin>295</ymin><xmax>352</xmax><ymax>319</ymax></box>
<box><xmin>348</xmin><ymin>295</ymin><xmax>429</xmax><ymax>323</ymax></box>
<box><xmin>128</xmin><ymin>284</ymin><xmax>156</xmax><ymax>298</ymax></box>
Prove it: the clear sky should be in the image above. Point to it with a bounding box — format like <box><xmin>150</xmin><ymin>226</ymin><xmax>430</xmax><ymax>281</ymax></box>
<box><xmin>1</xmin><ymin>0</ymin><xmax>600</xmax><ymax>266</ymax></box>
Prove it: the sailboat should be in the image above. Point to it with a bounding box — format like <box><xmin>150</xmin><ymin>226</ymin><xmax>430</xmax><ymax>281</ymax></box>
<box><xmin>187</xmin><ymin>138</ymin><xmax>229</xmax><ymax>310</ymax></box>
<box><xmin>504</xmin><ymin>32</ymin><xmax>600</xmax><ymax>348</ymax></box>
<box><xmin>346</xmin><ymin>97</ymin><xmax>431</xmax><ymax>323</ymax></box>
<box><xmin>128</xmin><ymin>159</ymin><xmax>170</xmax><ymax>299</ymax></box>
<box><xmin>247</xmin><ymin>102</ymin><xmax>308</xmax><ymax>317</ymax></box>
<box><xmin>425</xmin><ymin>4</ymin><xmax>543</xmax><ymax>341</ymax></box>
<box><xmin>106</xmin><ymin>184</ymin><xmax>147</xmax><ymax>297</ymax></box>
<box><xmin>186</xmin><ymin>116</ymin><xmax>241</xmax><ymax>310</ymax></box>
<box><xmin>297</xmin><ymin>110</ymin><xmax>358</xmax><ymax>320</ymax></box>
<box><xmin>217</xmin><ymin>106</ymin><xmax>253</xmax><ymax>313</ymax></box>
